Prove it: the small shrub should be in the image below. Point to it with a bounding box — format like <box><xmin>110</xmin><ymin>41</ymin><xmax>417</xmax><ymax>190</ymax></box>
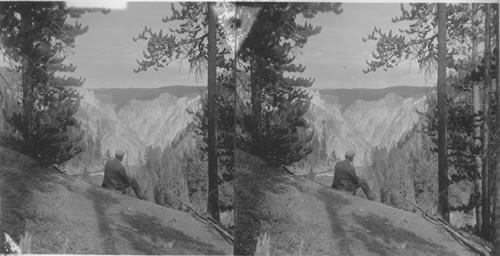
<box><xmin>220</xmin><ymin>210</ymin><xmax>234</xmax><ymax>229</ymax></box>
<box><xmin>61</xmin><ymin>238</ymin><xmax>69</xmax><ymax>254</ymax></box>
<box><xmin>19</xmin><ymin>231</ymin><xmax>32</xmax><ymax>254</ymax></box>
<box><xmin>254</xmin><ymin>232</ymin><xmax>270</xmax><ymax>256</ymax></box>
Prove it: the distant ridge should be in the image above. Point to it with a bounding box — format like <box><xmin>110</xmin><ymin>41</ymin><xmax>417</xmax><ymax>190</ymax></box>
<box><xmin>90</xmin><ymin>84</ymin><xmax>432</xmax><ymax>111</ymax></box>
<box><xmin>319</xmin><ymin>86</ymin><xmax>434</xmax><ymax>109</ymax></box>
<box><xmin>92</xmin><ymin>85</ymin><xmax>205</xmax><ymax>110</ymax></box>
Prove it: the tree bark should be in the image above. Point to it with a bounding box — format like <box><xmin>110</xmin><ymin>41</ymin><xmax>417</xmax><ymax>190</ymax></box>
<box><xmin>472</xmin><ymin>3</ymin><xmax>483</xmax><ymax>234</ymax></box>
<box><xmin>20</xmin><ymin>8</ymin><xmax>33</xmax><ymax>152</ymax></box>
<box><xmin>437</xmin><ymin>3</ymin><xmax>449</xmax><ymax>223</ymax></box>
<box><xmin>494</xmin><ymin>0</ymin><xmax>500</xmax><ymax>252</ymax></box>
<box><xmin>250</xmin><ymin>56</ymin><xmax>262</xmax><ymax>153</ymax></box>
<box><xmin>492</xmin><ymin>3</ymin><xmax>500</xmax><ymax>246</ymax></box>
<box><xmin>482</xmin><ymin>3</ymin><xmax>492</xmax><ymax>240</ymax></box>
<box><xmin>233</xmin><ymin>3</ymin><xmax>239</xmax><ymax>241</ymax></box>
<box><xmin>206</xmin><ymin>2</ymin><xmax>219</xmax><ymax>222</ymax></box>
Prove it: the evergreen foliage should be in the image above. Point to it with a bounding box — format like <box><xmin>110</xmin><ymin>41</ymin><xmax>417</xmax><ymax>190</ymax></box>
<box><xmin>363</xmin><ymin>2</ymin><xmax>499</xmax><ymax>235</ymax></box>
<box><xmin>370</xmin><ymin>123</ymin><xmax>437</xmax><ymax>213</ymax></box>
<box><xmin>139</xmin><ymin>143</ymin><xmax>233</xmax><ymax>213</ymax></box>
<box><xmin>236</xmin><ymin>3</ymin><xmax>342</xmax><ymax>166</ymax></box>
<box><xmin>141</xmin><ymin>146</ymin><xmax>188</xmax><ymax>210</ymax></box>
<box><xmin>134</xmin><ymin>4</ymin><xmax>233</xmax><ymax>221</ymax></box>
<box><xmin>134</xmin><ymin>3</ymin><xmax>343</xmax><ymax>168</ymax></box>
<box><xmin>363</xmin><ymin>4</ymin><xmax>484</xmax><ymax>75</ymax></box>
<box><xmin>0</xmin><ymin>2</ymin><xmax>106</xmax><ymax>164</ymax></box>
<box><xmin>194</xmin><ymin>77</ymin><xmax>235</xmax><ymax>182</ymax></box>
<box><xmin>253</xmin><ymin>87</ymin><xmax>314</xmax><ymax>166</ymax></box>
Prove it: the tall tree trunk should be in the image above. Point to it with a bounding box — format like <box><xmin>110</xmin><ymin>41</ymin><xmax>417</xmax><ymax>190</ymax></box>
<box><xmin>494</xmin><ymin>0</ymin><xmax>500</xmax><ymax>252</ymax></box>
<box><xmin>206</xmin><ymin>2</ymin><xmax>219</xmax><ymax>222</ymax></box>
<box><xmin>472</xmin><ymin>3</ymin><xmax>483</xmax><ymax>234</ymax></box>
<box><xmin>437</xmin><ymin>3</ymin><xmax>449</xmax><ymax>223</ymax></box>
<box><xmin>482</xmin><ymin>3</ymin><xmax>492</xmax><ymax>240</ymax></box>
<box><xmin>492</xmin><ymin>3</ymin><xmax>499</xmax><ymax>244</ymax></box>
<box><xmin>233</xmin><ymin>2</ymin><xmax>239</xmax><ymax>239</ymax></box>
<box><xmin>20</xmin><ymin>8</ymin><xmax>33</xmax><ymax>152</ymax></box>
<box><xmin>250</xmin><ymin>56</ymin><xmax>262</xmax><ymax>153</ymax></box>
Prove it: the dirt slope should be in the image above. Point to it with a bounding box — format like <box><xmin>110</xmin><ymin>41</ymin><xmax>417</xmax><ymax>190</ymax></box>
<box><xmin>0</xmin><ymin>146</ymin><xmax>231</xmax><ymax>255</ymax></box>
<box><xmin>236</xmin><ymin>151</ymin><xmax>476</xmax><ymax>256</ymax></box>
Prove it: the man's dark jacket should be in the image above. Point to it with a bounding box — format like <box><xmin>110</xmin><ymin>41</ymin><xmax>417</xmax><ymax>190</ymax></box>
<box><xmin>102</xmin><ymin>159</ymin><xmax>131</xmax><ymax>191</ymax></box>
<box><xmin>331</xmin><ymin>159</ymin><xmax>361</xmax><ymax>192</ymax></box>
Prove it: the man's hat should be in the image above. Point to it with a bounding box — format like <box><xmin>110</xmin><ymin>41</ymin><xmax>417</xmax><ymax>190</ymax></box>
<box><xmin>345</xmin><ymin>150</ymin><xmax>355</xmax><ymax>158</ymax></box>
<box><xmin>115</xmin><ymin>149</ymin><xmax>125</xmax><ymax>158</ymax></box>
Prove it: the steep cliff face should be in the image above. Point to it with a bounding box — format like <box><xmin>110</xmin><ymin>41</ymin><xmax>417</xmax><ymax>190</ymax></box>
<box><xmin>305</xmin><ymin>91</ymin><xmax>370</xmax><ymax>167</ymax></box>
<box><xmin>67</xmin><ymin>88</ymin><xmax>145</xmax><ymax>172</ymax></box>
<box><xmin>66</xmin><ymin>87</ymin><xmax>203</xmax><ymax>173</ymax></box>
<box><xmin>0</xmin><ymin>73</ymin><xmax>430</xmax><ymax>174</ymax></box>
<box><xmin>87</xmin><ymin>86</ymin><xmax>430</xmax><ymax>172</ymax></box>
<box><xmin>304</xmin><ymin>90</ymin><xmax>428</xmax><ymax>167</ymax></box>
<box><xmin>344</xmin><ymin>93</ymin><xmax>427</xmax><ymax>151</ymax></box>
<box><xmin>117</xmin><ymin>93</ymin><xmax>201</xmax><ymax>149</ymax></box>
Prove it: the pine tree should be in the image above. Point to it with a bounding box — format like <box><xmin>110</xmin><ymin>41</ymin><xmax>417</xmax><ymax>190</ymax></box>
<box><xmin>319</xmin><ymin>137</ymin><xmax>328</xmax><ymax>162</ymax></box>
<box><xmin>470</xmin><ymin>2</ymin><xmax>483</xmax><ymax>235</ymax></box>
<box><xmin>133</xmin><ymin>3</ymin><xmax>343</xmax><ymax>227</ymax></box>
<box><xmin>134</xmin><ymin>2</ymin><xmax>232</xmax><ymax>221</ymax></box>
<box><xmin>0</xmin><ymin>2</ymin><xmax>105</xmax><ymax>164</ymax></box>
<box><xmin>481</xmin><ymin>3</ymin><xmax>493</xmax><ymax>239</ymax></box>
<box><xmin>183</xmin><ymin>148</ymin><xmax>208</xmax><ymax>212</ymax></box>
<box><xmin>363</xmin><ymin>4</ymin><xmax>483</xmax><ymax>75</ymax></box>
<box><xmin>494</xmin><ymin>3</ymin><xmax>500</xmax><ymax>252</ymax></box>
<box><xmin>330</xmin><ymin>149</ymin><xmax>338</xmax><ymax>162</ymax></box>
<box><xmin>137</xmin><ymin>150</ymin><xmax>143</xmax><ymax>167</ymax></box>
<box><xmin>437</xmin><ymin>2</ymin><xmax>450</xmax><ymax>223</ymax></box>
<box><xmin>206</xmin><ymin>2</ymin><xmax>219</xmax><ymax>221</ymax></box>
<box><xmin>253</xmin><ymin>86</ymin><xmax>314</xmax><ymax>166</ymax></box>
<box><xmin>134</xmin><ymin>3</ymin><xmax>342</xmax><ymax>167</ymax></box>
<box><xmin>105</xmin><ymin>149</ymin><xmax>111</xmax><ymax>160</ymax></box>
<box><xmin>363</xmin><ymin>2</ymin><xmax>500</xmax><ymax>228</ymax></box>
<box><xmin>94</xmin><ymin>138</ymin><xmax>102</xmax><ymax>161</ymax></box>
<box><xmin>237</xmin><ymin>3</ymin><xmax>342</xmax><ymax>166</ymax></box>
<box><xmin>194</xmin><ymin>76</ymin><xmax>236</xmax><ymax>183</ymax></box>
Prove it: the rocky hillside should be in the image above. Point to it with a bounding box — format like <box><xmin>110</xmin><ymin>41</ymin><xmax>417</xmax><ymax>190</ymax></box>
<box><xmin>65</xmin><ymin>87</ymin><xmax>203</xmax><ymax>173</ymax></box>
<box><xmin>70</xmin><ymin>88</ymin><xmax>145</xmax><ymax>172</ymax></box>
<box><xmin>0</xmin><ymin>70</ymin><xmax>203</xmax><ymax>174</ymax></box>
<box><xmin>117</xmin><ymin>93</ymin><xmax>201</xmax><ymax>150</ymax></box>
<box><xmin>344</xmin><ymin>93</ymin><xmax>427</xmax><ymax>152</ymax></box>
<box><xmin>76</xmin><ymin>85</ymin><xmax>431</xmax><ymax>171</ymax></box>
<box><xmin>0</xmin><ymin>66</ymin><xmax>432</xmax><ymax>173</ymax></box>
<box><xmin>299</xmin><ymin>89</ymin><xmax>430</xmax><ymax>168</ymax></box>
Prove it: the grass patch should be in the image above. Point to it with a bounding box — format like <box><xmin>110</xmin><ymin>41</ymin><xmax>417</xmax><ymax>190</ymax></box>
<box><xmin>235</xmin><ymin>150</ymin><xmax>311</xmax><ymax>255</ymax></box>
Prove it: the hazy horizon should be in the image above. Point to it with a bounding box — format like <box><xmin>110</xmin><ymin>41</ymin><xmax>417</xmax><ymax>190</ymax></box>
<box><xmin>88</xmin><ymin>84</ymin><xmax>434</xmax><ymax>91</ymax></box>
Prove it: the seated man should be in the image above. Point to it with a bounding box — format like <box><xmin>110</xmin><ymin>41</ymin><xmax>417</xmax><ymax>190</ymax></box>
<box><xmin>102</xmin><ymin>149</ymin><xmax>143</xmax><ymax>199</ymax></box>
<box><xmin>331</xmin><ymin>150</ymin><xmax>376</xmax><ymax>201</ymax></box>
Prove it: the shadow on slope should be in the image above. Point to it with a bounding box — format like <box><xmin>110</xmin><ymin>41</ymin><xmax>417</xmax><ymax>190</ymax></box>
<box><xmin>0</xmin><ymin>146</ymin><xmax>230</xmax><ymax>255</ymax></box>
<box><xmin>235</xmin><ymin>149</ymin><xmax>474</xmax><ymax>256</ymax></box>
<box><xmin>315</xmin><ymin>188</ymin><xmax>457</xmax><ymax>256</ymax></box>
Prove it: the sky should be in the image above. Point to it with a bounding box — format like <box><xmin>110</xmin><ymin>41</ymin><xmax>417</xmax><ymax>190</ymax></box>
<box><xmin>296</xmin><ymin>3</ymin><xmax>436</xmax><ymax>89</ymax></box>
<box><xmin>2</xmin><ymin>2</ymin><xmax>438</xmax><ymax>89</ymax></box>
